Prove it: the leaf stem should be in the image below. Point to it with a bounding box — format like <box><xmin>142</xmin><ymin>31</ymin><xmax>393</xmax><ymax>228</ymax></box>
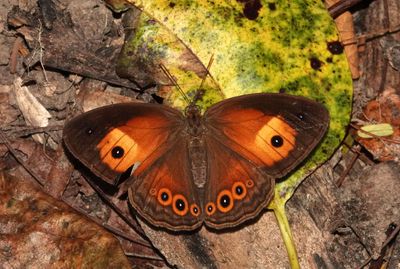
<box><xmin>271</xmin><ymin>199</ymin><xmax>300</xmax><ymax>269</ymax></box>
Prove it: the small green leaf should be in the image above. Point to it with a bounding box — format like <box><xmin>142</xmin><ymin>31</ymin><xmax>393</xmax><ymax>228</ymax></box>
<box><xmin>358</xmin><ymin>123</ymin><xmax>394</xmax><ymax>138</ymax></box>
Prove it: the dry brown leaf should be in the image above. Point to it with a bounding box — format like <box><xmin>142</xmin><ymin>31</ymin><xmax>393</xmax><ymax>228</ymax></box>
<box><xmin>0</xmin><ymin>171</ymin><xmax>131</xmax><ymax>268</ymax></box>
<box><xmin>0</xmin><ymin>85</ymin><xmax>19</xmax><ymax>125</ymax></box>
<box><xmin>356</xmin><ymin>87</ymin><xmax>400</xmax><ymax>161</ymax></box>
<box><xmin>12</xmin><ymin>77</ymin><xmax>56</xmax><ymax>149</ymax></box>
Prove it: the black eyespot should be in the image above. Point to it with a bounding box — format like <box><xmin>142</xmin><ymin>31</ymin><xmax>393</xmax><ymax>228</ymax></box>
<box><xmin>175</xmin><ymin>199</ymin><xmax>185</xmax><ymax>211</ymax></box>
<box><xmin>220</xmin><ymin>195</ymin><xmax>231</xmax><ymax>208</ymax></box>
<box><xmin>207</xmin><ymin>205</ymin><xmax>214</xmax><ymax>212</ymax></box>
<box><xmin>193</xmin><ymin>207</ymin><xmax>199</xmax><ymax>214</ymax></box>
<box><xmin>111</xmin><ymin>146</ymin><xmax>124</xmax><ymax>159</ymax></box>
<box><xmin>235</xmin><ymin>185</ymin><xmax>244</xmax><ymax>195</ymax></box>
<box><xmin>86</xmin><ymin>128</ymin><xmax>93</xmax><ymax>135</ymax></box>
<box><xmin>297</xmin><ymin>113</ymin><xmax>305</xmax><ymax>120</ymax></box>
<box><xmin>161</xmin><ymin>192</ymin><xmax>169</xmax><ymax>201</ymax></box>
<box><xmin>271</xmin><ymin>135</ymin><xmax>283</xmax><ymax>147</ymax></box>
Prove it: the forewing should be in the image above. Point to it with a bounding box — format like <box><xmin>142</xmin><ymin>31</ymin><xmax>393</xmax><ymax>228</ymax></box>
<box><xmin>63</xmin><ymin>103</ymin><xmax>202</xmax><ymax>230</ymax></box>
<box><xmin>63</xmin><ymin>103</ymin><xmax>184</xmax><ymax>184</ymax></box>
<box><xmin>204</xmin><ymin>93</ymin><xmax>329</xmax><ymax>178</ymax></box>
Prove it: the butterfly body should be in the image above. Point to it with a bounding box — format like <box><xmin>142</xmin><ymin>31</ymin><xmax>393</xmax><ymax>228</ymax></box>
<box><xmin>63</xmin><ymin>93</ymin><xmax>329</xmax><ymax>231</ymax></box>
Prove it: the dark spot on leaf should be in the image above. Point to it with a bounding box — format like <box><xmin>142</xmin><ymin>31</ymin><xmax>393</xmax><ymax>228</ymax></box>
<box><xmin>310</xmin><ymin>57</ymin><xmax>323</xmax><ymax>70</ymax></box>
<box><xmin>326</xmin><ymin>57</ymin><xmax>333</xmax><ymax>63</ymax></box>
<box><xmin>268</xmin><ymin>2</ymin><xmax>276</xmax><ymax>10</ymax></box>
<box><xmin>327</xmin><ymin>41</ymin><xmax>344</xmax><ymax>55</ymax></box>
<box><xmin>237</xmin><ymin>0</ymin><xmax>262</xmax><ymax>20</ymax></box>
<box><xmin>169</xmin><ymin>2</ymin><xmax>176</xmax><ymax>8</ymax></box>
<box><xmin>146</xmin><ymin>19</ymin><xmax>157</xmax><ymax>25</ymax></box>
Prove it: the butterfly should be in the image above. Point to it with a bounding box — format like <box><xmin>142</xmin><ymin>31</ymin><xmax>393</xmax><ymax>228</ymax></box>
<box><xmin>63</xmin><ymin>93</ymin><xmax>329</xmax><ymax>231</ymax></box>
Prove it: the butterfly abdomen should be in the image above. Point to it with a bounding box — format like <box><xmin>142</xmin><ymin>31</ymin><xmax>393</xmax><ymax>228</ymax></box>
<box><xmin>188</xmin><ymin>137</ymin><xmax>207</xmax><ymax>189</ymax></box>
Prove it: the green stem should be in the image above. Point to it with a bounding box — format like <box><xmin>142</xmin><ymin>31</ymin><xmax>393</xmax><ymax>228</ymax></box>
<box><xmin>271</xmin><ymin>200</ymin><xmax>300</xmax><ymax>269</ymax></box>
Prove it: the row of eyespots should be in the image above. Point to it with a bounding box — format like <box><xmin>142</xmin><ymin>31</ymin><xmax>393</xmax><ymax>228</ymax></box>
<box><xmin>154</xmin><ymin>188</ymin><xmax>200</xmax><ymax>217</ymax></box>
<box><xmin>205</xmin><ymin>179</ymin><xmax>254</xmax><ymax>215</ymax></box>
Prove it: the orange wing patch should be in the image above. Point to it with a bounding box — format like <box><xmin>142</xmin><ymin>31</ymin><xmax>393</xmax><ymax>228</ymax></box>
<box><xmin>254</xmin><ymin>117</ymin><xmax>297</xmax><ymax>164</ymax></box>
<box><xmin>96</xmin><ymin>114</ymin><xmax>173</xmax><ymax>173</ymax></box>
<box><xmin>97</xmin><ymin>127</ymin><xmax>140</xmax><ymax>173</ymax></box>
<box><xmin>219</xmin><ymin>109</ymin><xmax>297</xmax><ymax>167</ymax></box>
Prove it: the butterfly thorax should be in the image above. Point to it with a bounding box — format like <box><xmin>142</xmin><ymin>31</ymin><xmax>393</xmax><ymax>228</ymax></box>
<box><xmin>185</xmin><ymin>103</ymin><xmax>204</xmax><ymax>137</ymax></box>
<box><xmin>185</xmin><ymin>104</ymin><xmax>207</xmax><ymax>188</ymax></box>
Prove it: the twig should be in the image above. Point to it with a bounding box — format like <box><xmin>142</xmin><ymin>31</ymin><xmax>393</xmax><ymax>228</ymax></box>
<box><xmin>380</xmin><ymin>224</ymin><xmax>400</xmax><ymax>251</ymax></box>
<box><xmin>328</xmin><ymin>0</ymin><xmax>366</xmax><ymax>19</ymax></box>
<box><xmin>83</xmin><ymin>175</ymin><xmax>151</xmax><ymax>244</ymax></box>
<box><xmin>357</xmin><ymin>257</ymin><xmax>372</xmax><ymax>269</ymax></box>
<box><xmin>1</xmin><ymin>125</ymin><xmax>63</xmax><ymax>139</ymax></box>
<box><xmin>67</xmin><ymin>202</ymin><xmax>152</xmax><ymax>248</ymax></box>
<box><xmin>336</xmin><ymin>145</ymin><xmax>361</xmax><ymax>187</ymax></box>
<box><xmin>0</xmin><ymin>130</ymin><xmax>44</xmax><ymax>186</ymax></box>
<box><xmin>341</xmin><ymin>24</ymin><xmax>400</xmax><ymax>47</ymax></box>
<box><xmin>102</xmin><ymin>222</ymin><xmax>153</xmax><ymax>248</ymax></box>
<box><xmin>37</xmin><ymin>19</ymin><xmax>49</xmax><ymax>83</ymax></box>
<box><xmin>125</xmin><ymin>252</ymin><xmax>165</xmax><ymax>262</ymax></box>
<box><xmin>358</xmin><ymin>223</ymin><xmax>399</xmax><ymax>269</ymax></box>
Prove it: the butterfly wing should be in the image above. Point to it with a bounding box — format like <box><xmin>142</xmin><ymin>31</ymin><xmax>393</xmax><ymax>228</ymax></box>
<box><xmin>202</xmin><ymin>136</ymin><xmax>275</xmax><ymax>229</ymax></box>
<box><xmin>63</xmin><ymin>103</ymin><xmax>184</xmax><ymax>185</ymax></box>
<box><xmin>63</xmin><ymin>103</ymin><xmax>202</xmax><ymax>230</ymax></box>
<box><xmin>128</xmin><ymin>137</ymin><xmax>203</xmax><ymax>231</ymax></box>
<box><xmin>202</xmin><ymin>93</ymin><xmax>329</xmax><ymax>228</ymax></box>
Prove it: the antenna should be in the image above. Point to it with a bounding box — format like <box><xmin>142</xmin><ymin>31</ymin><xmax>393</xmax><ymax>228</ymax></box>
<box><xmin>159</xmin><ymin>55</ymin><xmax>215</xmax><ymax>105</ymax></box>
<box><xmin>159</xmin><ymin>64</ymin><xmax>191</xmax><ymax>105</ymax></box>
